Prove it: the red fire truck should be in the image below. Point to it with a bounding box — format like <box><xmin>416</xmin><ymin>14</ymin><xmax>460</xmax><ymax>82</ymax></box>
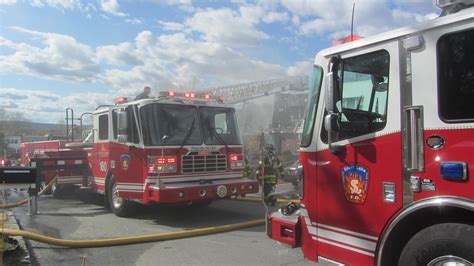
<box><xmin>20</xmin><ymin>92</ymin><xmax>259</xmax><ymax>216</ymax></box>
<box><xmin>268</xmin><ymin>1</ymin><xmax>473</xmax><ymax>265</ymax></box>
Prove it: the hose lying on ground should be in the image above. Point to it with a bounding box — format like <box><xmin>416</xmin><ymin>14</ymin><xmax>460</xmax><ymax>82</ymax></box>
<box><xmin>230</xmin><ymin>197</ymin><xmax>300</xmax><ymax>204</ymax></box>
<box><xmin>1</xmin><ymin>219</ymin><xmax>265</xmax><ymax>248</ymax></box>
<box><xmin>0</xmin><ymin>175</ymin><xmax>59</xmax><ymax>209</ymax></box>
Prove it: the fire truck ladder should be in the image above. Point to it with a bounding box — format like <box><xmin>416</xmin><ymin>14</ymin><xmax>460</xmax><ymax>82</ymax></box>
<box><xmin>65</xmin><ymin>108</ymin><xmax>93</xmax><ymax>142</ymax></box>
<box><xmin>204</xmin><ymin>75</ymin><xmax>308</xmax><ymax>104</ymax></box>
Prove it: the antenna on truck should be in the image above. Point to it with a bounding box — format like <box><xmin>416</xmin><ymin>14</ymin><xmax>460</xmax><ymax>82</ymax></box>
<box><xmin>351</xmin><ymin>2</ymin><xmax>355</xmax><ymax>42</ymax></box>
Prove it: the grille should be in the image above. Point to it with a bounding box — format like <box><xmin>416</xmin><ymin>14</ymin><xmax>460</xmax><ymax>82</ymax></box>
<box><xmin>182</xmin><ymin>154</ymin><xmax>227</xmax><ymax>173</ymax></box>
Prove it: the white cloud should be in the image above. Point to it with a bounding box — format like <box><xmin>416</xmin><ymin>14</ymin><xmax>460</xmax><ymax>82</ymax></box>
<box><xmin>300</xmin><ymin>18</ymin><xmax>338</xmax><ymax>36</ymax></box>
<box><xmin>0</xmin><ymin>87</ymin><xmax>111</xmax><ymax>122</ymax></box>
<box><xmin>157</xmin><ymin>20</ymin><xmax>185</xmax><ymax>31</ymax></box>
<box><xmin>0</xmin><ymin>0</ymin><xmax>16</xmax><ymax>5</ymax></box>
<box><xmin>96</xmin><ymin>42</ymin><xmax>142</xmax><ymax>66</ymax></box>
<box><xmin>291</xmin><ymin>15</ymin><xmax>300</xmax><ymax>26</ymax></box>
<box><xmin>262</xmin><ymin>11</ymin><xmax>288</xmax><ymax>23</ymax></box>
<box><xmin>125</xmin><ymin>18</ymin><xmax>143</xmax><ymax>25</ymax></box>
<box><xmin>1</xmin><ymin>26</ymin><xmax>290</xmax><ymax>98</ymax></box>
<box><xmin>30</xmin><ymin>0</ymin><xmax>83</xmax><ymax>11</ymax></box>
<box><xmin>1</xmin><ymin>27</ymin><xmax>99</xmax><ymax>82</ymax></box>
<box><xmin>97</xmin><ymin>30</ymin><xmax>286</xmax><ymax>94</ymax></box>
<box><xmin>135</xmin><ymin>0</ymin><xmax>194</xmax><ymax>12</ymax></box>
<box><xmin>286</xmin><ymin>60</ymin><xmax>311</xmax><ymax>76</ymax></box>
<box><xmin>185</xmin><ymin>8</ymin><xmax>269</xmax><ymax>48</ymax></box>
<box><xmin>282</xmin><ymin>0</ymin><xmax>438</xmax><ymax>38</ymax></box>
<box><xmin>100</xmin><ymin>0</ymin><xmax>127</xmax><ymax>17</ymax></box>
<box><xmin>164</xmin><ymin>0</ymin><xmax>191</xmax><ymax>5</ymax></box>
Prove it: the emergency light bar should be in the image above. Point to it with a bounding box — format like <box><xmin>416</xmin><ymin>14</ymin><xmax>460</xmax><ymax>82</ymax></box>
<box><xmin>159</xmin><ymin>91</ymin><xmax>224</xmax><ymax>103</ymax></box>
<box><xmin>114</xmin><ymin>96</ymin><xmax>128</xmax><ymax>104</ymax></box>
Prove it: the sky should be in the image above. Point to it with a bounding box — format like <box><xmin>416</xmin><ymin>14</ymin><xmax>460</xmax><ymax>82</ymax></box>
<box><xmin>0</xmin><ymin>0</ymin><xmax>440</xmax><ymax>123</ymax></box>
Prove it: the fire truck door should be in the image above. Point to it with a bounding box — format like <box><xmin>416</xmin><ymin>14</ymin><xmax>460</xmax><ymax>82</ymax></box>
<box><xmin>314</xmin><ymin>43</ymin><xmax>403</xmax><ymax>263</ymax></box>
<box><xmin>92</xmin><ymin>112</ymin><xmax>110</xmax><ymax>185</ymax></box>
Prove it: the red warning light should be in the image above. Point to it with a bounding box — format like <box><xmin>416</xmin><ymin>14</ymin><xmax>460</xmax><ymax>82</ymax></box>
<box><xmin>115</xmin><ymin>96</ymin><xmax>128</xmax><ymax>104</ymax></box>
<box><xmin>204</xmin><ymin>94</ymin><xmax>211</xmax><ymax>100</ymax></box>
<box><xmin>185</xmin><ymin>92</ymin><xmax>190</xmax><ymax>98</ymax></box>
<box><xmin>168</xmin><ymin>91</ymin><xmax>175</xmax><ymax>97</ymax></box>
<box><xmin>190</xmin><ymin>93</ymin><xmax>195</xmax><ymax>98</ymax></box>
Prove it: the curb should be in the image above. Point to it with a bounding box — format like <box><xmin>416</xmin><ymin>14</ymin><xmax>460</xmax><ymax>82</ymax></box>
<box><xmin>3</xmin><ymin>211</ymin><xmax>31</xmax><ymax>265</ymax></box>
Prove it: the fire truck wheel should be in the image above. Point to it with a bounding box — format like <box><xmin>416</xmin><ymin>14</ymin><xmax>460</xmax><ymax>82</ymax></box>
<box><xmin>107</xmin><ymin>176</ymin><xmax>135</xmax><ymax>217</ymax></box>
<box><xmin>398</xmin><ymin>223</ymin><xmax>474</xmax><ymax>266</ymax></box>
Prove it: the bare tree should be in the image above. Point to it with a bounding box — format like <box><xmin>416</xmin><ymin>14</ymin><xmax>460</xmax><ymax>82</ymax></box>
<box><xmin>0</xmin><ymin>107</ymin><xmax>31</xmax><ymax>137</ymax></box>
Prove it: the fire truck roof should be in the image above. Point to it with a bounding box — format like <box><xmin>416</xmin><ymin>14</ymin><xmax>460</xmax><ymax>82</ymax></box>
<box><xmin>94</xmin><ymin>96</ymin><xmax>234</xmax><ymax>114</ymax></box>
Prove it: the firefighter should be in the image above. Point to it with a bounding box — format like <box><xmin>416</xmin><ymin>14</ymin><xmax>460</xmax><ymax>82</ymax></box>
<box><xmin>134</xmin><ymin>86</ymin><xmax>151</xmax><ymax>100</ymax></box>
<box><xmin>256</xmin><ymin>144</ymin><xmax>283</xmax><ymax>206</ymax></box>
<box><xmin>243</xmin><ymin>157</ymin><xmax>253</xmax><ymax>179</ymax></box>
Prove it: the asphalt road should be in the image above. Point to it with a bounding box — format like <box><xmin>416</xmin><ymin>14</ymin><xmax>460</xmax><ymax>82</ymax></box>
<box><xmin>9</xmin><ymin>183</ymin><xmax>314</xmax><ymax>266</ymax></box>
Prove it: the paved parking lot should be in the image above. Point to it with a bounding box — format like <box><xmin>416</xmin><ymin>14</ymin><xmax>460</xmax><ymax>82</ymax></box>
<box><xmin>10</xmin><ymin>186</ymin><xmax>314</xmax><ymax>266</ymax></box>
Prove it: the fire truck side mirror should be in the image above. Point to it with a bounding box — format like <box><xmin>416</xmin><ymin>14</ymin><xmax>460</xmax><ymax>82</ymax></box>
<box><xmin>325</xmin><ymin>72</ymin><xmax>335</xmax><ymax>114</ymax></box>
<box><xmin>325</xmin><ymin>55</ymin><xmax>341</xmax><ymax>114</ymax></box>
<box><xmin>117</xmin><ymin>110</ymin><xmax>128</xmax><ymax>131</ymax></box>
<box><xmin>324</xmin><ymin>113</ymin><xmax>339</xmax><ymax>133</ymax></box>
<box><xmin>325</xmin><ymin>113</ymin><xmax>345</xmax><ymax>155</ymax></box>
<box><xmin>117</xmin><ymin>110</ymin><xmax>128</xmax><ymax>143</ymax></box>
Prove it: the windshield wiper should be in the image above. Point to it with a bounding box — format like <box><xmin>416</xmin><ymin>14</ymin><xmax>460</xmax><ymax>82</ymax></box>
<box><xmin>208</xmin><ymin>126</ymin><xmax>228</xmax><ymax>149</ymax></box>
<box><xmin>356</xmin><ymin>95</ymin><xmax>363</xmax><ymax>110</ymax></box>
<box><xmin>179</xmin><ymin>117</ymin><xmax>196</xmax><ymax>149</ymax></box>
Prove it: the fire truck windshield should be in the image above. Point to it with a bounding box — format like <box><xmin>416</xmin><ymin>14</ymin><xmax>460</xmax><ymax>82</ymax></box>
<box><xmin>140</xmin><ymin>103</ymin><xmax>202</xmax><ymax>146</ymax></box>
<box><xmin>199</xmin><ymin>106</ymin><xmax>241</xmax><ymax>145</ymax></box>
<box><xmin>139</xmin><ymin>103</ymin><xmax>241</xmax><ymax>146</ymax></box>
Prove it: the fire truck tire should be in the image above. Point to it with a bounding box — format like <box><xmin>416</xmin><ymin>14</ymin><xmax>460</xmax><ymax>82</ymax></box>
<box><xmin>398</xmin><ymin>223</ymin><xmax>474</xmax><ymax>266</ymax></box>
<box><xmin>107</xmin><ymin>176</ymin><xmax>136</xmax><ymax>217</ymax></box>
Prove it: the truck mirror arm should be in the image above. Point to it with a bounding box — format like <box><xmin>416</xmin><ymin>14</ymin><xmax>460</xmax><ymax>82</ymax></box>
<box><xmin>324</xmin><ymin>113</ymin><xmax>346</xmax><ymax>155</ymax></box>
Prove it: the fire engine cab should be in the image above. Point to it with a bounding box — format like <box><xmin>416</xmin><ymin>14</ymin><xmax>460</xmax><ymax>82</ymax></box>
<box><xmin>268</xmin><ymin>1</ymin><xmax>473</xmax><ymax>265</ymax></box>
<box><xmin>21</xmin><ymin>91</ymin><xmax>259</xmax><ymax>217</ymax></box>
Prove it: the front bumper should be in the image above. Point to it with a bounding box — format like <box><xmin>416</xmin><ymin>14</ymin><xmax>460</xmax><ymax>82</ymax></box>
<box><xmin>268</xmin><ymin>211</ymin><xmax>301</xmax><ymax>247</ymax></box>
<box><xmin>149</xmin><ymin>178</ymin><xmax>259</xmax><ymax>203</ymax></box>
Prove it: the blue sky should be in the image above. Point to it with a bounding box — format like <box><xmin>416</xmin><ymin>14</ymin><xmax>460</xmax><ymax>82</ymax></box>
<box><xmin>0</xmin><ymin>0</ymin><xmax>439</xmax><ymax>122</ymax></box>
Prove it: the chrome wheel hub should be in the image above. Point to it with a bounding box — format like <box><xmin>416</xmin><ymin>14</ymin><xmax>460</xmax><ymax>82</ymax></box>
<box><xmin>428</xmin><ymin>255</ymin><xmax>472</xmax><ymax>266</ymax></box>
<box><xmin>112</xmin><ymin>182</ymin><xmax>123</xmax><ymax>209</ymax></box>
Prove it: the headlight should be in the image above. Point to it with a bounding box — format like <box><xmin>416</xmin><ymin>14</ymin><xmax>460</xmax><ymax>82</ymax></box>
<box><xmin>229</xmin><ymin>154</ymin><xmax>244</xmax><ymax>170</ymax></box>
<box><xmin>148</xmin><ymin>156</ymin><xmax>177</xmax><ymax>174</ymax></box>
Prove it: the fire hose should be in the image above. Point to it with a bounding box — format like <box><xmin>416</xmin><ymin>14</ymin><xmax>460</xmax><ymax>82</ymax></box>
<box><xmin>0</xmin><ymin>176</ymin><xmax>291</xmax><ymax>248</ymax></box>
<box><xmin>1</xmin><ymin>219</ymin><xmax>265</xmax><ymax>248</ymax></box>
<box><xmin>0</xmin><ymin>175</ymin><xmax>59</xmax><ymax>209</ymax></box>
